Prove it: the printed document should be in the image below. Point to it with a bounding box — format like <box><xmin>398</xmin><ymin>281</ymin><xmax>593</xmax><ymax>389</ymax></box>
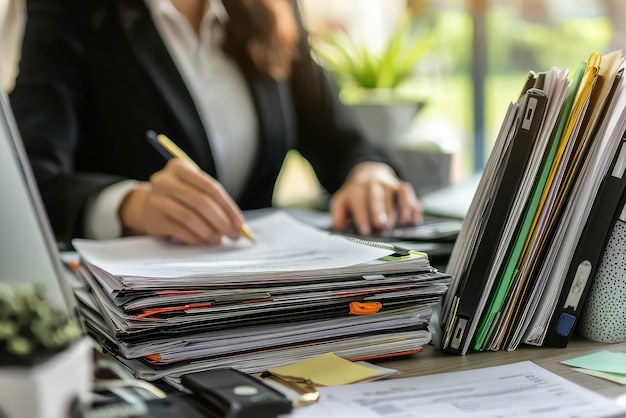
<box><xmin>286</xmin><ymin>361</ymin><xmax>626</xmax><ymax>418</ymax></box>
<box><xmin>74</xmin><ymin>212</ymin><xmax>396</xmax><ymax>279</ymax></box>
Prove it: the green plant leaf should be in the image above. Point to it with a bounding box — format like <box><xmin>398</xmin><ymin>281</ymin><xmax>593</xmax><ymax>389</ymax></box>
<box><xmin>310</xmin><ymin>10</ymin><xmax>435</xmax><ymax>92</ymax></box>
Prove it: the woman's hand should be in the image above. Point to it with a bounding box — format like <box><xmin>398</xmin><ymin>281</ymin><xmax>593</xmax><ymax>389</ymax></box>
<box><xmin>330</xmin><ymin>162</ymin><xmax>422</xmax><ymax>235</ymax></box>
<box><xmin>118</xmin><ymin>158</ymin><xmax>245</xmax><ymax>245</ymax></box>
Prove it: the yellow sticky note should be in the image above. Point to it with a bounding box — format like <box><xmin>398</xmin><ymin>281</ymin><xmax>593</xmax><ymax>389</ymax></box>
<box><xmin>268</xmin><ymin>352</ymin><xmax>378</xmax><ymax>387</ymax></box>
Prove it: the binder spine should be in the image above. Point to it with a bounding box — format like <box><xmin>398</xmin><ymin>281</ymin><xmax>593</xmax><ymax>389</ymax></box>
<box><xmin>443</xmin><ymin>89</ymin><xmax>548</xmax><ymax>354</ymax></box>
<box><xmin>546</xmin><ymin>135</ymin><xmax>626</xmax><ymax>347</ymax></box>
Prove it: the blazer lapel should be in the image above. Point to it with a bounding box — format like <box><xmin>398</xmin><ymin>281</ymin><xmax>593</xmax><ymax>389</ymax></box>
<box><xmin>237</xmin><ymin>77</ymin><xmax>296</xmax><ymax>207</ymax></box>
<box><xmin>115</xmin><ymin>0</ymin><xmax>217</xmax><ymax>176</ymax></box>
<box><xmin>115</xmin><ymin>0</ymin><xmax>297</xmax><ymax>206</ymax></box>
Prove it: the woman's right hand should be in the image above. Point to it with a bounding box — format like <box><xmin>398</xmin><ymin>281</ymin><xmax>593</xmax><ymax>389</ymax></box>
<box><xmin>118</xmin><ymin>158</ymin><xmax>245</xmax><ymax>245</ymax></box>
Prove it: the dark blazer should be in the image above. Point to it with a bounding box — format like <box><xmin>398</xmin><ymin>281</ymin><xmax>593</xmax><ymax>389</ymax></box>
<box><xmin>10</xmin><ymin>0</ymin><xmax>394</xmax><ymax>243</ymax></box>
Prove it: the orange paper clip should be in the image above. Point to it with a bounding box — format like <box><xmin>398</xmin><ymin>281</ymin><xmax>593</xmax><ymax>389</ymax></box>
<box><xmin>349</xmin><ymin>301</ymin><xmax>382</xmax><ymax>315</ymax></box>
<box><xmin>68</xmin><ymin>260</ymin><xmax>79</xmax><ymax>272</ymax></box>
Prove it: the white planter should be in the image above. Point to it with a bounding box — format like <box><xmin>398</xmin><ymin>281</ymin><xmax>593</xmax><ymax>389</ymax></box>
<box><xmin>349</xmin><ymin>101</ymin><xmax>425</xmax><ymax>148</ymax></box>
<box><xmin>0</xmin><ymin>337</ymin><xmax>93</xmax><ymax>418</ymax></box>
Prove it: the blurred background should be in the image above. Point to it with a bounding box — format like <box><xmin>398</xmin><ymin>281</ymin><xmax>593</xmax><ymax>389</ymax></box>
<box><xmin>276</xmin><ymin>0</ymin><xmax>624</xmax><ymax>207</ymax></box>
<box><xmin>1</xmin><ymin>0</ymin><xmax>623</xmax><ymax>207</ymax></box>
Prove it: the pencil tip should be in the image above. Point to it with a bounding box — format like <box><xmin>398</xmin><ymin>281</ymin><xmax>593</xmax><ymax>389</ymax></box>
<box><xmin>240</xmin><ymin>224</ymin><xmax>255</xmax><ymax>242</ymax></box>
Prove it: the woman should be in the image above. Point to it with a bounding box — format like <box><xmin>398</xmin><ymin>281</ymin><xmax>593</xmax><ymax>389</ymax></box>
<box><xmin>10</xmin><ymin>0</ymin><xmax>422</xmax><ymax>245</ymax></box>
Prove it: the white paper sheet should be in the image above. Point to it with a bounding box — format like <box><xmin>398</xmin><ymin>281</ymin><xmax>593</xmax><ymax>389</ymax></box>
<box><xmin>285</xmin><ymin>361</ymin><xmax>626</xmax><ymax>418</ymax></box>
<box><xmin>73</xmin><ymin>212</ymin><xmax>394</xmax><ymax>279</ymax></box>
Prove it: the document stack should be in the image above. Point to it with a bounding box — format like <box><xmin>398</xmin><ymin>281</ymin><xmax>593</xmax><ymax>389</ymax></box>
<box><xmin>72</xmin><ymin>211</ymin><xmax>450</xmax><ymax>385</ymax></box>
<box><xmin>440</xmin><ymin>50</ymin><xmax>626</xmax><ymax>354</ymax></box>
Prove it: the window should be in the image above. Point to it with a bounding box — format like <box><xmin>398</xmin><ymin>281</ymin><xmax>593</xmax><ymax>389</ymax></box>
<box><xmin>297</xmin><ymin>0</ymin><xmax>619</xmax><ymax>181</ymax></box>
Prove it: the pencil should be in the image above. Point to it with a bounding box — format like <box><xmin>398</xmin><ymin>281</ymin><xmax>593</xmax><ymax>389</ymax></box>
<box><xmin>155</xmin><ymin>133</ymin><xmax>199</xmax><ymax>168</ymax></box>
<box><xmin>147</xmin><ymin>130</ymin><xmax>256</xmax><ymax>242</ymax></box>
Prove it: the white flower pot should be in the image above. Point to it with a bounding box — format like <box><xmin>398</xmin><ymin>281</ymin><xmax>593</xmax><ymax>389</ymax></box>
<box><xmin>0</xmin><ymin>337</ymin><xmax>93</xmax><ymax>418</ymax></box>
<box><xmin>349</xmin><ymin>101</ymin><xmax>425</xmax><ymax>148</ymax></box>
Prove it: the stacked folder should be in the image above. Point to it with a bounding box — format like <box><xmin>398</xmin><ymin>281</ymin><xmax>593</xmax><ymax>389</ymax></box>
<box><xmin>440</xmin><ymin>50</ymin><xmax>626</xmax><ymax>354</ymax></box>
<box><xmin>71</xmin><ymin>211</ymin><xmax>450</xmax><ymax>385</ymax></box>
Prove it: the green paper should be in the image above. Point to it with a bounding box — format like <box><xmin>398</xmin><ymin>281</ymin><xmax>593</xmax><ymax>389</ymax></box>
<box><xmin>562</xmin><ymin>350</ymin><xmax>626</xmax><ymax>374</ymax></box>
<box><xmin>573</xmin><ymin>367</ymin><xmax>626</xmax><ymax>385</ymax></box>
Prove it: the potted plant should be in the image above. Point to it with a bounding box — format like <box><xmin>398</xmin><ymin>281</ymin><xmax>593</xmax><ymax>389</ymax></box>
<box><xmin>311</xmin><ymin>9</ymin><xmax>434</xmax><ymax>146</ymax></box>
<box><xmin>0</xmin><ymin>282</ymin><xmax>92</xmax><ymax>418</ymax></box>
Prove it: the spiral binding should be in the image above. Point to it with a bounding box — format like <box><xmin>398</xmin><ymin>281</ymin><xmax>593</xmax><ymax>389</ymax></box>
<box><xmin>343</xmin><ymin>236</ymin><xmax>410</xmax><ymax>256</ymax></box>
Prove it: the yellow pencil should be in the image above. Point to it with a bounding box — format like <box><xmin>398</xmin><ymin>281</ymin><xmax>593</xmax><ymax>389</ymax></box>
<box><xmin>154</xmin><ymin>132</ymin><xmax>255</xmax><ymax>242</ymax></box>
<box><xmin>156</xmin><ymin>133</ymin><xmax>199</xmax><ymax>168</ymax></box>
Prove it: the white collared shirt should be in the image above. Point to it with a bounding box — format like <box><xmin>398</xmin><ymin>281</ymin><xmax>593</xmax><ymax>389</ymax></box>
<box><xmin>85</xmin><ymin>0</ymin><xmax>258</xmax><ymax>239</ymax></box>
<box><xmin>147</xmin><ymin>0</ymin><xmax>258</xmax><ymax>197</ymax></box>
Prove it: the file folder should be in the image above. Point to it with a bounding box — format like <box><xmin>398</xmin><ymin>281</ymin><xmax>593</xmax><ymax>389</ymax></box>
<box><xmin>521</xmin><ymin>52</ymin><xmax>626</xmax><ymax>347</ymax></box>
<box><xmin>443</xmin><ymin>87</ymin><xmax>548</xmax><ymax>354</ymax></box>
<box><xmin>439</xmin><ymin>50</ymin><xmax>626</xmax><ymax>354</ymax></box>
<box><xmin>546</xmin><ymin>132</ymin><xmax>626</xmax><ymax>347</ymax></box>
<box><xmin>492</xmin><ymin>59</ymin><xmax>620</xmax><ymax>351</ymax></box>
<box><xmin>472</xmin><ymin>66</ymin><xmax>583</xmax><ymax>351</ymax></box>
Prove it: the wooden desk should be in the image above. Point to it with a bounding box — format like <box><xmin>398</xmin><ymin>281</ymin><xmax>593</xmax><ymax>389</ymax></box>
<box><xmin>374</xmin><ymin>336</ymin><xmax>626</xmax><ymax>399</ymax></box>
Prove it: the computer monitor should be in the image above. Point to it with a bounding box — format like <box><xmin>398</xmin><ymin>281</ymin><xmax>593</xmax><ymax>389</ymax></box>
<box><xmin>0</xmin><ymin>88</ymin><xmax>76</xmax><ymax>315</ymax></box>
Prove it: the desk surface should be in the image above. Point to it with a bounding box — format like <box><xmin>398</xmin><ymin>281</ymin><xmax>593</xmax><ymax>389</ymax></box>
<box><xmin>374</xmin><ymin>336</ymin><xmax>626</xmax><ymax>399</ymax></box>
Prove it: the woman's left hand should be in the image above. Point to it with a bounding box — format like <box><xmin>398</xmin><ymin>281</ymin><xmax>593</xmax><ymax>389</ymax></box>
<box><xmin>329</xmin><ymin>162</ymin><xmax>423</xmax><ymax>235</ymax></box>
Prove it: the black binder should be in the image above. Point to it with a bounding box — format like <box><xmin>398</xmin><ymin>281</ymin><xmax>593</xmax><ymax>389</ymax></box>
<box><xmin>546</xmin><ymin>132</ymin><xmax>626</xmax><ymax>347</ymax></box>
<box><xmin>443</xmin><ymin>87</ymin><xmax>548</xmax><ymax>354</ymax></box>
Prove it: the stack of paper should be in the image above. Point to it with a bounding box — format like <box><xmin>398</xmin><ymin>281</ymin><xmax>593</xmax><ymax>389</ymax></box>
<box><xmin>72</xmin><ymin>212</ymin><xmax>449</xmax><ymax>384</ymax></box>
<box><xmin>440</xmin><ymin>50</ymin><xmax>626</xmax><ymax>354</ymax></box>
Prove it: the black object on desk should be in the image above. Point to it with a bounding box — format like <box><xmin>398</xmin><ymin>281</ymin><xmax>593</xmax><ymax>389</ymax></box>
<box><xmin>244</xmin><ymin>208</ymin><xmax>458</xmax><ymax>266</ymax></box>
<box><xmin>180</xmin><ymin>368</ymin><xmax>293</xmax><ymax>418</ymax></box>
<box><xmin>372</xmin><ymin>215</ymin><xmax>462</xmax><ymax>243</ymax></box>
<box><xmin>140</xmin><ymin>395</ymin><xmax>210</xmax><ymax>418</ymax></box>
<box><xmin>89</xmin><ymin>366</ymin><xmax>293</xmax><ymax>418</ymax></box>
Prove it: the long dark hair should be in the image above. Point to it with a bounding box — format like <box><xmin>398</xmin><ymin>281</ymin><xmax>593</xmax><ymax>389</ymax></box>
<box><xmin>222</xmin><ymin>0</ymin><xmax>300</xmax><ymax>80</ymax></box>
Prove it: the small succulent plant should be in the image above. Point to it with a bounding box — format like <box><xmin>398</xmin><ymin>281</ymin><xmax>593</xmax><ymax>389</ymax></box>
<box><xmin>0</xmin><ymin>282</ymin><xmax>82</xmax><ymax>366</ymax></box>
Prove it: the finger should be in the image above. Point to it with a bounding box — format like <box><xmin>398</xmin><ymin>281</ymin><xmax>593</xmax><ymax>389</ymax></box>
<box><xmin>168</xmin><ymin>160</ymin><xmax>245</xmax><ymax>227</ymax></box>
<box><xmin>151</xmin><ymin>171</ymin><xmax>233</xmax><ymax>237</ymax></box>
<box><xmin>157</xmin><ymin>217</ymin><xmax>214</xmax><ymax>246</ymax></box>
<box><xmin>146</xmin><ymin>209</ymin><xmax>214</xmax><ymax>246</ymax></box>
<box><xmin>348</xmin><ymin>191</ymin><xmax>372</xmax><ymax>236</ymax></box>
<box><xmin>367</xmin><ymin>182</ymin><xmax>391</xmax><ymax>231</ymax></box>
<box><xmin>384</xmin><ymin>183</ymin><xmax>396</xmax><ymax>227</ymax></box>
<box><xmin>414</xmin><ymin>199</ymin><xmax>424</xmax><ymax>224</ymax></box>
<box><xmin>177</xmin><ymin>189</ymin><xmax>240</xmax><ymax>240</ymax></box>
<box><xmin>146</xmin><ymin>195</ymin><xmax>222</xmax><ymax>245</ymax></box>
<box><xmin>396</xmin><ymin>182</ymin><xmax>422</xmax><ymax>225</ymax></box>
<box><xmin>152</xmin><ymin>165</ymin><xmax>240</xmax><ymax>239</ymax></box>
<box><xmin>330</xmin><ymin>193</ymin><xmax>350</xmax><ymax>231</ymax></box>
